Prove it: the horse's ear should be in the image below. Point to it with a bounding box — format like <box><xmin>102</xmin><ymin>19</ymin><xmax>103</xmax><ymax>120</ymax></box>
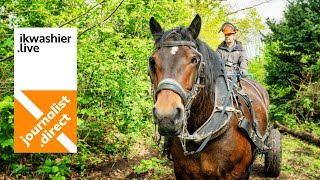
<box><xmin>150</xmin><ymin>17</ymin><xmax>163</xmax><ymax>38</ymax></box>
<box><xmin>188</xmin><ymin>14</ymin><xmax>201</xmax><ymax>39</ymax></box>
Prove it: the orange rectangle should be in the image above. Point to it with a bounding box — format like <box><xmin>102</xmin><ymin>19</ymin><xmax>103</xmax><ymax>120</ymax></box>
<box><xmin>14</xmin><ymin>28</ymin><xmax>77</xmax><ymax>153</ymax></box>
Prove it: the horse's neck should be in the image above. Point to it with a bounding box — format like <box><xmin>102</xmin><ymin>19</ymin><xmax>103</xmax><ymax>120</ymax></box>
<box><xmin>188</xmin><ymin>91</ymin><xmax>215</xmax><ymax>133</ymax></box>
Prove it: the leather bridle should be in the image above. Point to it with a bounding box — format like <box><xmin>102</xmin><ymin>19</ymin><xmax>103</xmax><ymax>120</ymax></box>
<box><xmin>148</xmin><ymin>40</ymin><xmax>205</xmax><ymax>149</ymax></box>
<box><xmin>148</xmin><ymin>40</ymin><xmax>205</xmax><ymax>107</ymax></box>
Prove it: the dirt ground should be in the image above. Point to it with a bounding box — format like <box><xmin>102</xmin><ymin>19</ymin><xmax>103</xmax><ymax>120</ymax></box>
<box><xmin>82</xmin><ymin>134</ymin><xmax>320</xmax><ymax>180</ymax></box>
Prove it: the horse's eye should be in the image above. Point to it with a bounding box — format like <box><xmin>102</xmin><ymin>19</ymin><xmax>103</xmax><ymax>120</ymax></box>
<box><xmin>148</xmin><ymin>57</ymin><xmax>156</xmax><ymax>80</ymax></box>
<box><xmin>191</xmin><ymin>56</ymin><xmax>199</xmax><ymax>64</ymax></box>
<box><xmin>149</xmin><ymin>57</ymin><xmax>155</xmax><ymax>65</ymax></box>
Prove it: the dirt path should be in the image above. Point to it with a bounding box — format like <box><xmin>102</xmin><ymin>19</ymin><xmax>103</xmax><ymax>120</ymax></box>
<box><xmin>83</xmin><ymin>134</ymin><xmax>320</xmax><ymax>179</ymax></box>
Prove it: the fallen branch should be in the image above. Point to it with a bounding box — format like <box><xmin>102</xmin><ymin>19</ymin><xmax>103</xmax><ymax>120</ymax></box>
<box><xmin>274</xmin><ymin>121</ymin><xmax>320</xmax><ymax>147</ymax></box>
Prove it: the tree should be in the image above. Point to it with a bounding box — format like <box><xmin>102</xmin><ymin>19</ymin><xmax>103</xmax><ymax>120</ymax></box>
<box><xmin>264</xmin><ymin>0</ymin><xmax>320</xmax><ymax>123</ymax></box>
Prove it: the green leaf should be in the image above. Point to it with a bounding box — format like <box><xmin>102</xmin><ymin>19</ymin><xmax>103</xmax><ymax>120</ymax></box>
<box><xmin>51</xmin><ymin>166</ymin><xmax>59</xmax><ymax>173</ymax></box>
<box><xmin>45</xmin><ymin>159</ymin><xmax>53</xmax><ymax>167</ymax></box>
<box><xmin>77</xmin><ymin>118</ymin><xmax>84</xmax><ymax>126</ymax></box>
<box><xmin>1</xmin><ymin>154</ymin><xmax>10</xmax><ymax>161</ymax></box>
<box><xmin>44</xmin><ymin>166</ymin><xmax>51</xmax><ymax>173</ymax></box>
<box><xmin>1</xmin><ymin>138</ymin><xmax>13</xmax><ymax>148</ymax></box>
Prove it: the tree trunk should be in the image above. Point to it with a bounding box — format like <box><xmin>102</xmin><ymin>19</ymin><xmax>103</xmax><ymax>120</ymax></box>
<box><xmin>274</xmin><ymin>121</ymin><xmax>320</xmax><ymax>147</ymax></box>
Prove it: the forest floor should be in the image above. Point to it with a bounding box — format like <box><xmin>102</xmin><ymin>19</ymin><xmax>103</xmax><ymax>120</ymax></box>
<box><xmin>1</xmin><ymin>133</ymin><xmax>319</xmax><ymax>179</ymax></box>
<box><xmin>81</xmin><ymin>133</ymin><xmax>320</xmax><ymax>180</ymax></box>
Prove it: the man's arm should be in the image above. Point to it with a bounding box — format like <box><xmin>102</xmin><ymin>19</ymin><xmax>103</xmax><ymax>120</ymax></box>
<box><xmin>239</xmin><ymin>50</ymin><xmax>248</xmax><ymax>77</ymax></box>
<box><xmin>216</xmin><ymin>48</ymin><xmax>222</xmax><ymax>58</ymax></box>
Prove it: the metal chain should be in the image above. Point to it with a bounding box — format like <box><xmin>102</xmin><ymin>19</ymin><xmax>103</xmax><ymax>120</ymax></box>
<box><xmin>179</xmin><ymin>83</ymin><xmax>203</xmax><ymax>155</ymax></box>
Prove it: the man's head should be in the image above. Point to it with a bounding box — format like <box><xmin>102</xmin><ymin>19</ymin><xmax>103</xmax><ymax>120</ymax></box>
<box><xmin>219</xmin><ymin>22</ymin><xmax>238</xmax><ymax>44</ymax></box>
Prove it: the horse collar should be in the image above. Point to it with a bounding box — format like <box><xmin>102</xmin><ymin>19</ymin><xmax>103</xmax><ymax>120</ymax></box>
<box><xmin>178</xmin><ymin>75</ymin><xmax>237</xmax><ymax>155</ymax></box>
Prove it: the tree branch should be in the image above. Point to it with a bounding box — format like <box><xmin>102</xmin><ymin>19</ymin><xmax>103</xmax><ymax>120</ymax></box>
<box><xmin>0</xmin><ymin>55</ymin><xmax>13</xmax><ymax>63</ymax></box>
<box><xmin>77</xmin><ymin>0</ymin><xmax>125</xmax><ymax>38</ymax></box>
<box><xmin>59</xmin><ymin>0</ymin><xmax>106</xmax><ymax>27</ymax></box>
<box><xmin>227</xmin><ymin>0</ymin><xmax>273</xmax><ymax>15</ymax></box>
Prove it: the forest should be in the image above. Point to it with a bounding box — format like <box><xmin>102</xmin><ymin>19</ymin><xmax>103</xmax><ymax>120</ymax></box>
<box><xmin>0</xmin><ymin>0</ymin><xmax>319</xmax><ymax>179</ymax></box>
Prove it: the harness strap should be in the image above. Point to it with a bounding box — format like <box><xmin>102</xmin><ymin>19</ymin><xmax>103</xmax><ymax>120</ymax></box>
<box><xmin>238</xmin><ymin>117</ymin><xmax>265</xmax><ymax>149</ymax></box>
<box><xmin>237</xmin><ymin>89</ymin><xmax>267</xmax><ymax>140</ymax></box>
<box><xmin>156</xmin><ymin>41</ymin><xmax>196</xmax><ymax>49</ymax></box>
<box><xmin>246</xmin><ymin>148</ymin><xmax>258</xmax><ymax>175</ymax></box>
<box><xmin>155</xmin><ymin>78</ymin><xmax>190</xmax><ymax>105</ymax></box>
<box><xmin>195</xmin><ymin>74</ymin><xmax>237</xmax><ymax>153</ymax></box>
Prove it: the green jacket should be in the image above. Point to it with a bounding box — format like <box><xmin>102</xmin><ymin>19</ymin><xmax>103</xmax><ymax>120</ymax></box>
<box><xmin>216</xmin><ymin>40</ymin><xmax>248</xmax><ymax>75</ymax></box>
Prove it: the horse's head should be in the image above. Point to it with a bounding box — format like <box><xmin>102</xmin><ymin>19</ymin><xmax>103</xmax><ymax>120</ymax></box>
<box><xmin>149</xmin><ymin>15</ymin><xmax>203</xmax><ymax>136</ymax></box>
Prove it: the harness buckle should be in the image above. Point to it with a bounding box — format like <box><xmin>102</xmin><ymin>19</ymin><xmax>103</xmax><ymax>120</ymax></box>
<box><xmin>217</xmin><ymin>106</ymin><xmax>235</xmax><ymax>112</ymax></box>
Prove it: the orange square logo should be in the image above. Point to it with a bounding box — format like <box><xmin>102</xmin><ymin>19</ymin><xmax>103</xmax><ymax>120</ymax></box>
<box><xmin>14</xmin><ymin>91</ymin><xmax>77</xmax><ymax>152</ymax></box>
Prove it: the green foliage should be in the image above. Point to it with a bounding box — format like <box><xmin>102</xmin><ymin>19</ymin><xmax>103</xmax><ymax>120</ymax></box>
<box><xmin>264</xmin><ymin>0</ymin><xmax>320</xmax><ymax>124</ymax></box>
<box><xmin>9</xmin><ymin>163</ymin><xmax>32</xmax><ymax>178</ymax></box>
<box><xmin>248</xmin><ymin>56</ymin><xmax>267</xmax><ymax>86</ymax></box>
<box><xmin>287</xmin><ymin>82</ymin><xmax>320</xmax><ymax>122</ymax></box>
<box><xmin>134</xmin><ymin>157</ymin><xmax>172</xmax><ymax>177</ymax></box>
<box><xmin>264</xmin><ymin>0</ymin><xmax>320</xmax><ymax>86</ymax></box>
<box><xmin>37</xmin><ymin>157</ymin><xmax>71</xmax><ymax>180</ymax></box>
<box><xmin>0</xmin><ymin>95</ymin><xmax>16</xmax><ymax>162</ymax></box>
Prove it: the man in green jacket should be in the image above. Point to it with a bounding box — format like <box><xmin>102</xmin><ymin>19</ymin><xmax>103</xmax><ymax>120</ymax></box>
<box><xmin>216</xmin><ymin>22</ymin><xmax>248</xmax><ymax>78</ymax></box>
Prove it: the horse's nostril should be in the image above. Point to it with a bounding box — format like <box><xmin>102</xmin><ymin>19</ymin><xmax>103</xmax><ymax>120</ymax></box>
<box><xmin>173</xmin><ymin>106</ymin><xmax>184</xmax><ymax>124</ymax></box>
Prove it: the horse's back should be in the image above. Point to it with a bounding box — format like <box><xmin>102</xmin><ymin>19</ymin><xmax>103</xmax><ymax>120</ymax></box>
<box><xmin>240</xmin><ymin>78</ymin><xmax>270</xmax><ymax>108</ymax></box>
<box><xmin>239</xmin><ymin>78</ymin><xmax>269</xmax><ymax>135</ymax></box>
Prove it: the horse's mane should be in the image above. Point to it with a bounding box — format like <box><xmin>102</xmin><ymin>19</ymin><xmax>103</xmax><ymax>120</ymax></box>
<box><xmin>154</xmin><ymin>27</ymin><xmax>224</xmax><ymax>107</ymax></box>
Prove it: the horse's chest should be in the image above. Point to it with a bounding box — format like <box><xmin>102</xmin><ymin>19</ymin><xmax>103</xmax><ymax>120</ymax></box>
<box><xmin>172</xmin><ymin>143</ymin><xmax>220</xmax><ymax>176</ymax></box>
<box><xmin>176</xmin><ymin>152</ymin><xmax>228</xmax><ymax>177</ymax></box>
<box><xmin>171</xmin><ymin>130</ymin><xmax>250</xmax><ymax>179</ymax></box>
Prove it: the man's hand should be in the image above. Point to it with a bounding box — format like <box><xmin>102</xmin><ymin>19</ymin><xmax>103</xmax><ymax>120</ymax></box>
<box><xmin>240</xmin><ymin>69</ymin><xmax>248</xmax><ymax>77</ymax></box>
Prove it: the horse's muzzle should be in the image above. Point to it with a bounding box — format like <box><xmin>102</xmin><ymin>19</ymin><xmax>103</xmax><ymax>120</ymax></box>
<box><xmin>158</xmin><ymin>128</ymin><xmax>181</xmax><ymax>136</ymax></box>
<box><xmin>152</xmin><ymin>104</ymin><xmax>184</xmax><ymax>136</ymax></box>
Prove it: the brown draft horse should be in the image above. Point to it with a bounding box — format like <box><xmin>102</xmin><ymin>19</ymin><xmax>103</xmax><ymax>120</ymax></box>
<box><xmin>149</xmin><ymin>15</ymin><xmax>269</xmax><ymax>179</ymax></box>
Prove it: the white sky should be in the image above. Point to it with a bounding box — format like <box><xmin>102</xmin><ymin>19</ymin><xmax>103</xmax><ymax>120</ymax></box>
<box><xmin>224</xmin><ymin>0</ymin><xmax>288</xmax><ymax>22</ymax></box>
